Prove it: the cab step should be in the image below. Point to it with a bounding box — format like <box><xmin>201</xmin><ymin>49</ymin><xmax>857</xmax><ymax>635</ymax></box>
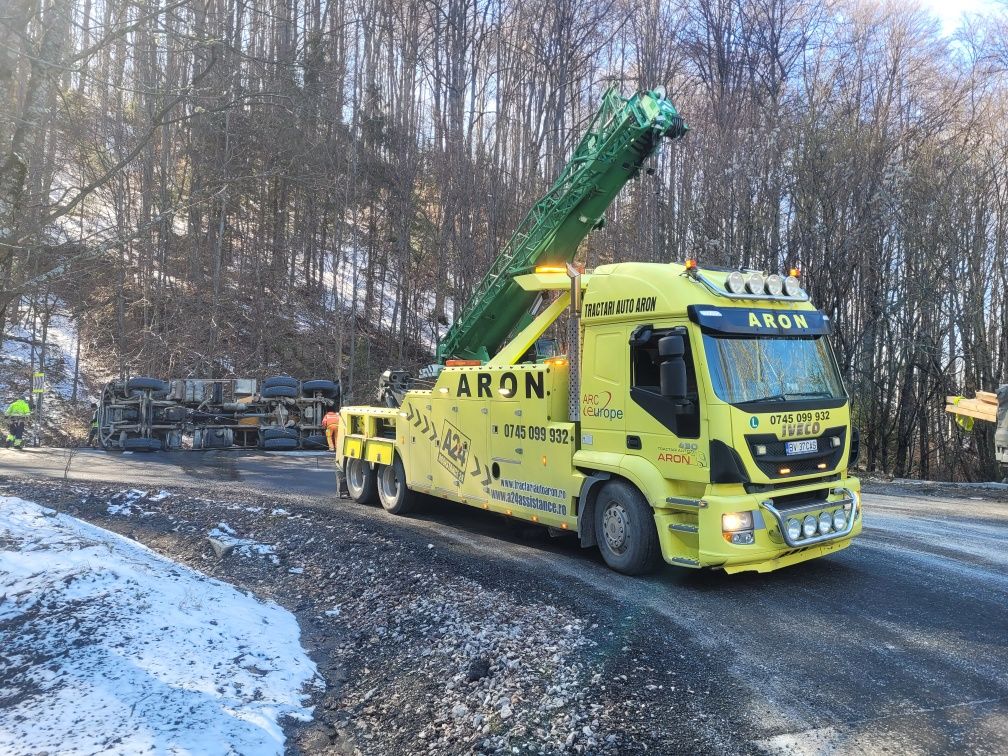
<box><xmin>667</xmin><ymin>556</ymin><xmax>700</xmax><ymax>568</ymax></box>
<box><xmin>668</xmin><ymin>523</ymin><xmax>699</xmax><ymax>534</ymax></box>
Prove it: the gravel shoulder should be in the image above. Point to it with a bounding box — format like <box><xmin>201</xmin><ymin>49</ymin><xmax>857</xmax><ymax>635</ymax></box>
<box><xmin>0</xmin><ymin>475</ymin><xmax>742</xmax><ymax>755</ymax></box>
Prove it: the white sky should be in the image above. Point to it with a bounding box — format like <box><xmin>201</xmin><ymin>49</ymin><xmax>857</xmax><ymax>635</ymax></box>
<box><xmin>923</xmin><ymin>0</ymin><xmax>1002</xmax><ymax>32</ymax></box>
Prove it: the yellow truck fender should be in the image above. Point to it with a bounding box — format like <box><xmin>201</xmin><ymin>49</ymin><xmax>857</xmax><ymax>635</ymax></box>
<box><xmin>575</xmin><ymin>451</ymin><xmax>703</xmax><ymax>546</ymax></box>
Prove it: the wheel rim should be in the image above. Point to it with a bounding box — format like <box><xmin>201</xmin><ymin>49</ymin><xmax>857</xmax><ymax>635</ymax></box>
<box><xmin>602</xmin><ymin>502</ymin><xmax>630</xmax><ymax>554</ymax></box>
<box><xmin>379</xmin><ymin>464</ymin><xmax>399</xmax><ymax>504</ymax></box>
<box><xmin>347</xmin><ymin>459</ymin><xmax>365</xmax><ymax>496</ymax></box>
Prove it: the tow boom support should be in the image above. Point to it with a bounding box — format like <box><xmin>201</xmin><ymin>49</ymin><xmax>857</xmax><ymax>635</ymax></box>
<box><xmin>436</xmin><ymin>87</ymin><xmax>688</xmax><ymax>363</ymax></box>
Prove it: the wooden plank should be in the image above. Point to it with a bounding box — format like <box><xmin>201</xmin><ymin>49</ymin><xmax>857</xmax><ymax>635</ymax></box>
<box><xmin>953</xmin><ymin>398</ymin><xmax>988</xmax><ymax>413</ymax></box>
<box><xmin>976</xmin><ymin>391</ymin><xmax>999</xmax><ymax>405</ymax></box>
<box><xmin>945</xmin><ymin>404</ymin><xmax>997</xmax><ymax>423</ymax></box>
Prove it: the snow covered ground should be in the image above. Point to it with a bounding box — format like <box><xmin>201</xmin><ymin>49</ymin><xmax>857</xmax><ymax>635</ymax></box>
<box><xmin>0</xmin><ymin>496</ymin><xmax>318</xmax><ymax>754</ymax></box>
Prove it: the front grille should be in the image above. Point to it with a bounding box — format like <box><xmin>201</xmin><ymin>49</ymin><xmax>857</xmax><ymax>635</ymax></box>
<box><xmin>746</xmin><ymin>426</ymin><xmax>846</xmax><ymax>479</ymax></box>
<box><xmin>766</xmin><ymin>487</ymin><xmax>829</xmax><ymax>511</ymax></box>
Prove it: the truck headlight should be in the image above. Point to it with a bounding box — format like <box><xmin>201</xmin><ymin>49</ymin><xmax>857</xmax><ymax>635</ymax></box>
<box><xmin>784</xmin><ymin>275</ymin><xmax>802</xmax><ymax>297</ymax></box>
<box><xmin>786</xmin><ymin>518</ymin><xmax>801</xmax><ymax>541</ymax></box>
<box><xmin>832</xmin><ymin>509</ymin><xmax>847</xmax><ymax>530</ymax></box>
<box><xmin>818</xmin><ymin>511</ymin><xmax>832</xmax><ymax>534</ymax></box>
<box><xmin>802</xmin><ymin>515</ymin><xmax>817</xmax><ymax>538</ymax></box>
<box><xmin>746</xmin><ymin>272</ymin><xmax>765</xmax><ymax>294</ymax></box>
<box><xmin>765</xmin><ymin>274</ymin><xmax>784</xmax><ymax>296</ymax></box>
<box><xmin>722</xmin><ymin>511</ymin><xmax>754</xmax><ymax>532</ymax></box>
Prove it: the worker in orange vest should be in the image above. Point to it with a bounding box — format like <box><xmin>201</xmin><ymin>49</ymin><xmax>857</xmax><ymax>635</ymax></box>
<box><xmin>322</xmin><ymin>409</ymin><xmax>349</xmax><ymax>497</ymax></box>
<box><xmin>322</xmin><ymin>410</ymin><xmax>341</xmax><ymax>451</ymax></box>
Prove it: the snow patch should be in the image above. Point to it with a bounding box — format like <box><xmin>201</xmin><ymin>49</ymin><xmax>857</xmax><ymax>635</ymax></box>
<box><xmin>0</xmin><ymin>496</ymin><xmax>316</xmax><ymax>754</ymax></box>
<box><xmin>106</xmin><ymin>488</ymin><xmax>151</xmax><ymax>516</ymax></box>
<box><xmin>207</xmin><ymin>524</ymin><xmax>280</xmax><ymax>565</ymax></box>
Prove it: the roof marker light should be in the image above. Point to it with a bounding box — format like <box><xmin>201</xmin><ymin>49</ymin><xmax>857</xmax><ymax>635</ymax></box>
<box><xmin>535</xmin><ymin>265</ymin><xmax>567</xmax><ymax>274</ymax></box>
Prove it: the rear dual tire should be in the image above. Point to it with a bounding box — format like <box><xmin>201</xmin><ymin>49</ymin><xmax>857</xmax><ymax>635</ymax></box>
<box><xmin>345</xmin><ymin>455</ymin><xmax>415</xmax><ymax>514</ymax></box>
<box><xmin>345</xmin><ymin>457</ymin><xmax>378</xmax><ymax>505</ymax></box>
<box><xmin>377</xmin><ymin>455</ymin><xmax>415</xmax><ymax>514</ymax></box>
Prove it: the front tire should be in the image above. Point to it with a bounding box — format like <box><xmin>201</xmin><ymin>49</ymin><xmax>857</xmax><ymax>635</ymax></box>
<box><xmin>345</xmin><ymin>457</ymin><xmax>378</xmax><ymax>505</ymax></box>
<box><xmin>594</xmin><ymin>480</ymin><xmax>661</xmax><ymax>575</ymax></box>
<box><xmin>377</xmin><ymin>456</ymin><xmax>415</xmax><ymax>514</ymax></box>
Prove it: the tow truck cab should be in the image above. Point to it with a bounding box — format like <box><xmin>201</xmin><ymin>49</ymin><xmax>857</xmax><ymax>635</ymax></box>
<box><xmin>573</xmin><ymin>261</ymin><xmax>861</xmax><ymax>573</ymax></box>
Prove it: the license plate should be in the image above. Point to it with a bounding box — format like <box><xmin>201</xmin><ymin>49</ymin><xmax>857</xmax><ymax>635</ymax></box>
<box><xmin>785</xmin><ymin>439</ymin><xmax>818</xmax><ymax>455</ymax></box>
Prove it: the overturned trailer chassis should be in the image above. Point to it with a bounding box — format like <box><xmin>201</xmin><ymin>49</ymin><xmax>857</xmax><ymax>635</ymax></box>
<box><xmin>97</xmin><ymin>376</ymin><xmax>340</xmax><ymax>451</ymax></box>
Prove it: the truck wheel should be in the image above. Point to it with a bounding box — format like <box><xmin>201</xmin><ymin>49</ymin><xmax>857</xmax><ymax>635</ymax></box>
<box><xmin>261</xmin><ymin>385</ymin><xmax>298</xmax><ymax>399</ymax></box>
<box><xmin>345</xmin><ymin>457</ymin><xmax>378</xmax><ymax>505</ymax></box>
<box><xmin>263</xmin><ymin>437</ymin><xmax>298</xmax><ymax>451</ymax></box>
<box><xmin>301</xmin><ymin>379</ymin><xmax>339</xmax><ymax>397</ymax></box>
<box><xmin>302</xmin><ymin>433</ymin><xmax>328</xmax><ymax>450</ymax></box>
<box><xmin>263</xmin><ymin>375</ymin><xmax>299</xmax><ymax>389</ymax></box>
<box><xmin>377</xmin><ymin>456</ymin><xmax>415</xmax><ymax>515</ymax></box>
<box><xmin>122</xmin><ymin>437</ymin><xmax>162</xmax><ymax>452</ymax></box>
<box><xmin>261</xmin><ymin>426</ymin><xmax>299</xmax><ymax>441</ymax></box>
<box><xmin>127</xmin><ymin>377</ymin><xmax>170</xmax><ymax>393</ymax></box>
<box><xmin>593</xmin><ymin>480</ymin><xmax>661</xmax><ymax>575</ymax></box>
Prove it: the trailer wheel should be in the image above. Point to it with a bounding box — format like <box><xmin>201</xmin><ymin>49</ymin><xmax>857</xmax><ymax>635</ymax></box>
<box><xmin>261</xmin><ymin>385</ymin><xmax>298</xmax><ymax>399</ymax></box>
<box><xmin>345</xmin><ymin>457</ymin><xmax>378</xmax><ymax>505</ymax></box>
<box><xmin>377</xmin><ymin>456</ymin><xmax>415</xmax><ymax>515</ymax></box>
<box><xmin>263</xmin><ymin>375</ymin><xmax>299</xmax><ymax>389</ymax></box>
<box><xmin>593</xmin><ymin>480</ymin><xmax>661</xmax><ymax>575</ymax></box>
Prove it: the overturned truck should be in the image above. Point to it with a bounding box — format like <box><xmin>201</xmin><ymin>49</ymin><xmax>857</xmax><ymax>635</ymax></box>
<box><xmin>96</xmin><ymin>375</ymin><xmax>340</xmax><ymax>451</ymax></box>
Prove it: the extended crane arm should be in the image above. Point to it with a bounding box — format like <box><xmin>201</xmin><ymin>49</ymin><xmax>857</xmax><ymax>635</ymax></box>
<box><xmin>436</xmin><ymin>87</ymin><xmax>688</xmax><ymax>363</ymax></box>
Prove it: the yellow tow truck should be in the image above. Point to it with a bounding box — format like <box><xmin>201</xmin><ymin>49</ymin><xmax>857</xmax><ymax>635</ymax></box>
<box><xmin>335</xmin><ymin>89</ymin><xmax>861</xmax><ymax>574</ymax></box>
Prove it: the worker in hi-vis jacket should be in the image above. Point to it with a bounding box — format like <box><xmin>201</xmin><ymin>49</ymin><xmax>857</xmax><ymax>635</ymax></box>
<box><xmin>4</xmin><ymin>397</ymin><xmax>32</xmax><ymax>450</ymax></box>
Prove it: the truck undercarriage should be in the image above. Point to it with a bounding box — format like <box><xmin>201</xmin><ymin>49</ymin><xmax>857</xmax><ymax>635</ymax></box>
<box><xmin>96</xmin><ymin>376</ymin><xmax>339</xmax><ymax>452</ymax></box>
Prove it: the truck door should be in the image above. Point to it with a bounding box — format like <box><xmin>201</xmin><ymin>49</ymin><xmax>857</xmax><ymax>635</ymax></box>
<box><xmin>579</xmin><ymin>326</ymin><xmax>627</xmax><ymax>450</ymax></box>
<box><xmin>623</xmin><ymin>322</ymin><xmax>709</xmax><ymax>483</ymax></box>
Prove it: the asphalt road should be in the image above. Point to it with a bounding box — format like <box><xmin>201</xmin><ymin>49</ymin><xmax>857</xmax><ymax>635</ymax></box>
<box><xmin>2</xmin><ymin>447</ymin><xmax>1006</xmax><ymax>754</ymax></box>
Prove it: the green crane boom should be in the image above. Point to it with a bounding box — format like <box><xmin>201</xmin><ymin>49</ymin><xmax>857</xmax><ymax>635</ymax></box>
<box><xmin>436</xmin><ymin>87</ymin><xmax>688</xmax><ymax>363</ymax></box>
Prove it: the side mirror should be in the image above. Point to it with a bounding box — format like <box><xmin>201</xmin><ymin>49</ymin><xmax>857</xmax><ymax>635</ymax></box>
<box><xmin>658</xmin><ymin>335</ymin><xmax>687</xmax><ymax>401</ymax></box>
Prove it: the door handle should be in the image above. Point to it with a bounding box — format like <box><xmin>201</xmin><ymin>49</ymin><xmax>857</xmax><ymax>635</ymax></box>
<box><xmin>626</xmin><ymin>435</ymin><xmax>642</xmax><ymax>450</ymax></box>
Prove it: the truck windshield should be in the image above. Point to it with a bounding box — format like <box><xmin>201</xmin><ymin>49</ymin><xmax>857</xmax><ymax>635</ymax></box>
<box><xmin>702</xmin><ymin>334</ymin><xmax>846</xmax><ymax>405</ymax></box>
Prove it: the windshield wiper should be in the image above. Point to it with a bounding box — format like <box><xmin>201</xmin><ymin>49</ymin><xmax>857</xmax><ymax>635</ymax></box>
<box><xmin>747</xmin><ymin>391</ymin><xmax>833</xmax><ymax>403</ymax></box>
<box><xmin>748</xmin><ymin>394</ymin><xmax>788</xmax><ymax>403</ymax></box>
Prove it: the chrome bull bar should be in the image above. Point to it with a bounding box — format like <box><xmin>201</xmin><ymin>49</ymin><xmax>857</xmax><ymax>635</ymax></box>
<box><xmin>760</xmin><ymin>487</ymin><xmax>859</xmax><ymax>548</ymax></box>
